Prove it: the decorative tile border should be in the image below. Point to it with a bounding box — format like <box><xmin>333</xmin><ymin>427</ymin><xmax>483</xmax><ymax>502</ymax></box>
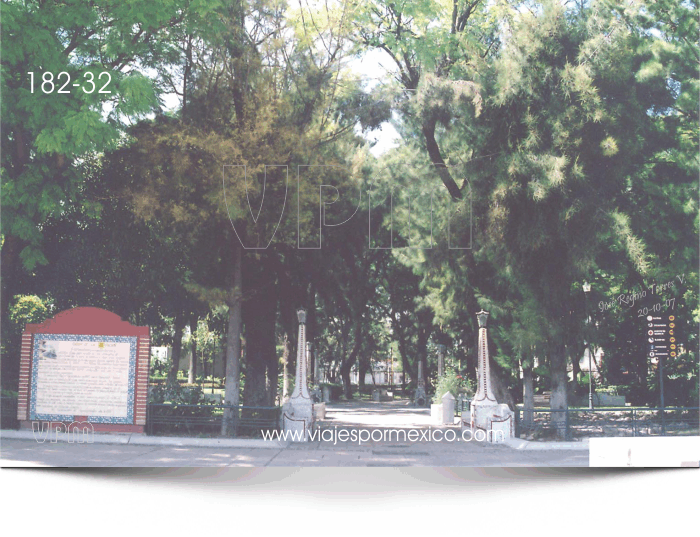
<box><xmin>29</xmin><ymin>334</ymin><xmax>137</xmax><ymax>424</ymax></box>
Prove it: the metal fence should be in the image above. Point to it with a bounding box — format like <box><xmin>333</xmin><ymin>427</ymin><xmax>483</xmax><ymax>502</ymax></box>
<box><xmin>515</xmin><ymin>407</ymin><xmax>699</xmax><ymax>441</ymax></box>
<box><xmin>1</xmin><ymin>396</ymin><xmax>19</xmax><ymax>429</ymax></box>
<box><xmin>146</xmin><ymin>403</ymin><xmax>281</xmax><ymax>438</ymax></box>
<box><xmin>455</xmin><ymin>395</ymin><xmax>471</xmax><ymax>417</ymax></box>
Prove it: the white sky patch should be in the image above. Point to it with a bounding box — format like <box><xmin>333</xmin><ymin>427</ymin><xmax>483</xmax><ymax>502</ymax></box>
<box><xmin>344</xmin><ymin>48</ymin><xmax>403</xmax><ymax>155</ymax></box>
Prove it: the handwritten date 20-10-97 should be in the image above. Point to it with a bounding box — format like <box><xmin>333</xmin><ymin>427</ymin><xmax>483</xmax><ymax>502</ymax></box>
<box><xmin>638</xmin><ymin>298</ymin><xmax>676</xmax><ymax>317</ymax></box>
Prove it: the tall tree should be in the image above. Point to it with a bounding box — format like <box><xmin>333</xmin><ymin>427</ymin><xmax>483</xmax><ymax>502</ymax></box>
<box><xmin>1</xmin><ymin>0</ymin><xmax>213</xmax><ymax>384</ymax></box>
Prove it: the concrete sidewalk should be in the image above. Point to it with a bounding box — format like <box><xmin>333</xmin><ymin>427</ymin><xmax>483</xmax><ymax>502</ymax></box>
<box><xmin>504</xmin><ymin>436</ymin><xmax>589</xmax><ymax>451</ymax></box>
<box><xmin>1</xmin><ymin>428</ymin><xmax>588</xmax><ymax>451</ymax></box>
<box><xmin>0</xmin><ymin>435</ymin><xmax>589</xmax><ymax>467</ymax></box>
<box><xmin>1</xmin><ymin>429</ymin><xmax>289</xmax><ymax>448</ymax></box>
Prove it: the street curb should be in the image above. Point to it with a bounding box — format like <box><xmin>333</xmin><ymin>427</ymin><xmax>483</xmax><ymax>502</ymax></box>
<box><xmin>504</xmin><ymin>436</ymin><xmax>589</xmax><ymax>451</ymax></box>
<box><xmin>0</xmin><ymin>429</ymin><xmax>289</xmax><ymax>449</ymax></box>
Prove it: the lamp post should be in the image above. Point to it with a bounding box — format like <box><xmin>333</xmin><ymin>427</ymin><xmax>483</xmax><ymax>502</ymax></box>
<box><xmin>582</xmin><ymin>282</ymin><xmax>593</xmax><ymax>410</ymax></box>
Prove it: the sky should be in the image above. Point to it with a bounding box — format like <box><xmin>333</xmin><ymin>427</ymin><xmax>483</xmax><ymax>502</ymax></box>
<box><xmin>345</xmin><ymin>49</ymin><xmax>402</xmax><ymax>157</ymax></box>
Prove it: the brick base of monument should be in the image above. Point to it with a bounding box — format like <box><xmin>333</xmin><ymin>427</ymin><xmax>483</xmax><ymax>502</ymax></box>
<box><xmin>470</xmin><ymin>403</ymin><xmax>514</xmax><ymax>443</ymax></box>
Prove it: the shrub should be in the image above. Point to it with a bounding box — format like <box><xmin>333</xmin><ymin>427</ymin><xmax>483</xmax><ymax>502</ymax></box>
<box><xmin>433</xmin><ymin>370</ymin><xmax>473</xmax><ymax>404</ymax></box>
<box><xmin>149</xmin><ymin>381</ymin><xmax>203</xmax><ymax>404</ymax></box>
<box><xmin>9</xmin><ymin>295</ymin><xmax>49</xmax><ymax>329</ymax></box>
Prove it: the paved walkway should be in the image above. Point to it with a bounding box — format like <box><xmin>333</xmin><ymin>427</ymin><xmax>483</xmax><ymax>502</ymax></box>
<box><xmin>321</xmin><ymin>399</ymin><xmax>454</xmax><ymax>428</ymax></box>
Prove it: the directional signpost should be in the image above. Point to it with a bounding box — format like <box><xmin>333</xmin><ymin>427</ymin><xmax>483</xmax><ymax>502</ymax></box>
<box><xmin>647</xmin><ymin>314</ymin><xmax>676</xmax><ymax>434</ymax></box>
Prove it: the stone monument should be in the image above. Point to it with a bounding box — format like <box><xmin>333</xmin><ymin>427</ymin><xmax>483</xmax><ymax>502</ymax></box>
<box><xmin>281</xmin><ymin>308</ymin><xmax>314</xmax><ymax>440</ymax></box>
<box><xmin>469</xmin><ymin>310</ymin><xmax>514</xmax><ymax>443</ymax></box>
<box><xmin>414</xmin><ymin>360</ymin><xmax>427</xmax><ymax>407</ymax></box>
<box><xmin>16</xmin><ymin>307</ymin><xmax>151</xmax><ymax>434</ymax></box>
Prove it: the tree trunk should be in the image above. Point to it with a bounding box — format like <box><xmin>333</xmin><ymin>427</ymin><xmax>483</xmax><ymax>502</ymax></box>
<box><xmin>188</xmin><ymin>318</ymin><xmax>198</xmax><ymax>384</ymax></box>
<box><xmin>417</xmin><ymin>331</ymin><xmax>430</xmax><ymax>391</ymax></box>
<box><xmin>0</xmin><ymin>234</ymin><xmax>23</xmax><ymax>390</ymax></box>
<box><xmin>522</xmin><ymin>363</ymin><xmax>534</xmax><ymax>425</ymax></box>
<box><xmin>168</xmin><ymin>314</ymin><xmax>186</xmax><ymax>383</ymax></box>
<box><xmin>202</xmin><ymin>355</ymin><xmax>209</xmax><ymax>382</ymax></box>
<box><xmin>391</xmin><ymin>314</ymin><xmax>413</xmax><ymax>389</ymax></box>
<box><xmin>421</xmin><ymin>117</ymin><xmax>463</xmax><ymax>200</ymax></box>
<box><xmin>591</xmin><ymin>345</ymin><xmax>605</xmax><ymax>384</ymax></box>
<box><xmin>264</xmin><ymin>332</ymin><xmax>279</xmax><ymax>407</ymax></box>
<box><xmin>242</xmin><ymin>255</ymin><xmax>277</xmax><ymax>407</ymax></box>
<box><xmin>222</xmin><ymin>242</ymin><xmax>243</xmax><ymax>435</ymax></box>
<box><xmin>358</xmin><ymin>354</ymin><xmax>370</xmax><ymax>392</ymax></box>
<box><xmin>340</xmin><ymin>325</ymin><xmax>362</xmax><ymax>399</ymax></box>
<box><xmin>282</xmin><ymin>334</ymin><xmax>290</xmax><ymax>400</ymax></box>
<box><xmin>307</xmin><ymin>283</ymin><xmax>317</xmax><ymax>385</ymax></box>
<box><xmin>571</xmin><ymin>347</ymin><xmax>581</xmax><ymax>394</ymax></box>
<box><xmin>340</xmin><ymin>365</ymin><xmax>351</xmax><ymax>399</ymax></box>
<box><xmin>491</xmin><ymin>364</ymin><xmax>516</xmax><ymax>410</ymax></box>
<box><xmin>549</xmin><ymin>341</ymin><xmax>569</xmax><ymax>439</ymax></box>
<box><xmin>399</xmin><ymin>347</ymin><xmax>411</xmax><ymax>389</ymax></box>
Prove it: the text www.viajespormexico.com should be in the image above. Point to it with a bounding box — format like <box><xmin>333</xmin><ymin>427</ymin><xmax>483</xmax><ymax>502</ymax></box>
<box><xmin>261</xmin><ymin>427</ymin><xmax>503</xmax><ymax>444</ymax></box>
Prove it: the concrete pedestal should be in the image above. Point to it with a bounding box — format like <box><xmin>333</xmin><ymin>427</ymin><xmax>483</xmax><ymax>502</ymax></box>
<box><xmin>281</xmin><ymin>399</ymin><xmax>314</xmax><ymax>440</ymax></box>
<box><xmin>470</xmin><ymin>402</ymin><xmax>514</xmax><ymax>443</ymax></box>
<box><xmin>441</xmin><ymin>392</ymin><xmax>455</xmax><ymax>425</ymax></box>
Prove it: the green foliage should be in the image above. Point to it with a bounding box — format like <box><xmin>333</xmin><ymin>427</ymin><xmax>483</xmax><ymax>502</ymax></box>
<box><xmin>149</xmin><ymin>381</ymin><xmax>203</xmax><ymax>405</ymax></box>
<box><xmin>1</xmin><ymin>0</ymin><xmax>214</xmax><ymax>271</ymax></box>
<box><xmin>150</xmin><ymin>357</ymin><xmax>169</xmax><ymax>379</ymax></box>
<box><xmin>8</xmin><ymin>295</ymin><xmax>49</xmax><ymax>329</ymax></box>
<box><xmin>432</xmin><ymin>370</ymin><xmax>473</xmax><ymax>404</ymax></box>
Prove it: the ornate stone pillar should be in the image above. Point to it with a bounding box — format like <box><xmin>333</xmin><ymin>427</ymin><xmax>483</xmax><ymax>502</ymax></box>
<box><xmin>473</xmin><ymin>311</ymin><xmax>497</xmax><ymax>405</ymax></box>
<box><xmin>281</xmin><ymin>308</ymin><xmax>314</xmax><ymax>440</ymax></box>
<box><xmin>469</xmin><ymin>310</ymin><xmax>514</xmax><ymax>443</ymax></box>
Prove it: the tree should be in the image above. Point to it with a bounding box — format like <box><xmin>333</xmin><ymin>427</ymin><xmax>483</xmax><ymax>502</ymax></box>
<box><xmin>1</xmin><ymin>0</ymin><xmax>213</xmax><ymax>385</ymax></box>
<box><xmin>350</xmin><ymin>0</ymin><xmax>498</xmax><ymax>200</ymax></box>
